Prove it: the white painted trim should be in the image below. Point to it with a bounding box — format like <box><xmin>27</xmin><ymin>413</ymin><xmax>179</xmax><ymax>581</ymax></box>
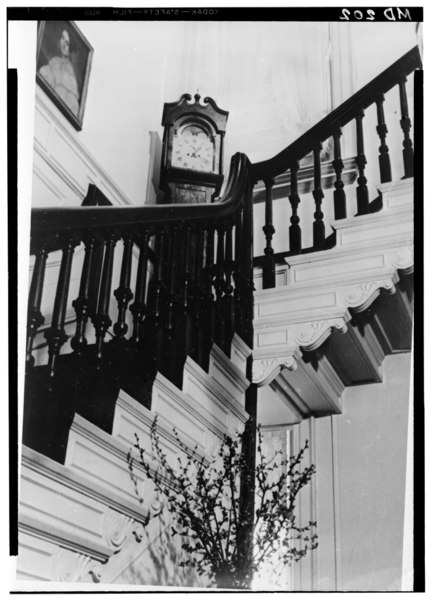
<box><xmin>230</xmin><ymin>333</ymin><xmax>252</xmax><ymax>375</ymax></box>
<box><xmin>401</xmin><ymin>345</ymin><xmax>414</xmax><ymax>591</ymax></box>
<box><xmin>330</xmin><ymin>414</ymin><xmax>342</xmax><ymax>590</ymax></box>
<box><xmin>22</xmin><ymin>444</ymin><xmax>148</xmax><ymax>525</ymax></box>
<box><xmin>34</xmin><ymin>89</ymin><xmax>132</xmax><ymax>207</ymax></box>
<box><xmin>210</xmin><ymin>343</ymin><xmax>250</xmax><ymax>393</ymax></box>
<box><xmin>19</xmin><ymin>515</ymin><xmax>109</xmax><ymax>563</ymax></box>
<box><xmin>183</xmin><ymin>357</ymin><xmax>249</xmax><ymax>425</ymax></box>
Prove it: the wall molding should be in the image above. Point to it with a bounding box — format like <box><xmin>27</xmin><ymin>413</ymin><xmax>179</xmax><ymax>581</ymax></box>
<box><xmin>253</xmin><ymin>179</ymin><xmax>413</xmax><ymax>392</ymax></box>
<box><xmin>34</xmin><ymin>89</ymin><xmax>133</xmax><ymax>207</ymax></box>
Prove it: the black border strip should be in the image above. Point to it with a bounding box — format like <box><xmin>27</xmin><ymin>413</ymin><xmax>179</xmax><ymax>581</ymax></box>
<box><xmin>7</xmin><ymin>6</ymin><xmax>423</xmax><ymax>22</ymax></box>
<box><xmin>412</xmin><ymin>67</ymin><xmax>424</xmax><ymax>593</ymax></box>
<box><xmin>8</xmin><ymin>6</ymin><xmax>425</xmax><ymax>592</ymax></box>
<box><xmin>8</xmin><ymin>67</ymin><xmax>19</xmax><ymax>558</ymax></box>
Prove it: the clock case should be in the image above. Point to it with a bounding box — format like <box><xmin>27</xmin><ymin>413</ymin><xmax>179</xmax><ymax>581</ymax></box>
<box><xmin>160</xmin><ymin>93</ymin><xmax>229</xmax><ymax>204</ymax></box>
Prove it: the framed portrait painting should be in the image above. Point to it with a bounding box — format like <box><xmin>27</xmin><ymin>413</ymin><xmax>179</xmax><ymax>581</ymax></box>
<box><xmin>36</xmin><ymin>21</ymin><xmax>93</xmax><ymax>131</ymax></box>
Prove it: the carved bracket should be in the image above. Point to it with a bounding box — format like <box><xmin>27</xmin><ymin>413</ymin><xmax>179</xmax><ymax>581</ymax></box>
<box><xmin>52</xmin><ymin>548</ymin><xmax>102</xmax><ymax>583</ymax></box>
<box><xmin>343</xmin><ymin>277</ymin><xmax>397</xmax><ymax>313</ymax></box>
<box><xmin>252</xmin><ymin>353</ymin><xmax>299</xmax><ymax>387</ymax></box>
<box><xmin>390</xmin><ymin>246</ymin><xmax>414</xmax><ymax>275</ymax></box>
<box><xmin>103</xmin><ymin>508</ymin><xmax>145</xmax><ymax>554</ymax></box>
<box><xmin>294</xmin><ymin>318</ymin><xmax>348</xmax><ymax>352</ymax></box>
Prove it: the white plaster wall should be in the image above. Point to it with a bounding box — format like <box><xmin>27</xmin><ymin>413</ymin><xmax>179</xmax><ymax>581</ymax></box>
<box><xmin>350</xmin><ymin>21</ymin><xmax>418</xmax><ymax>89</ymax></box>
<box><xmin>315</xmin><ymin>352</ymin><xmax>411</xmax><ymax>591</ymax></box>
<box><xmin>10</xmin><ymin>18</ymin><xmax>418</xmax><ymax>211</ymax></box>
<box><xmin>10</xmin><ymin>20</ymin><xmax>360</xmax><ymax>208</ymax></box>
<box><xmin>252</xmin><ymin>21</ymin><xmax>418</xmax><ymax>260</ymax></box>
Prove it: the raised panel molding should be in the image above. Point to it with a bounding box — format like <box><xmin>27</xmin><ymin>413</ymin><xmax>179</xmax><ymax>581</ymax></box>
<box><xmin>253</xmin><ymin>178</ymin><xmax>413</xmax><ymax>393</ymax></box>
<box><xmin>17</xmin><ymin>446</ymin><xmax>151</xmax><ymax>583</ymax></box>
<box><xmin>254</xmin><ymin>270</ymin><xmax>405</xmax><ymax>388</ymax></box>
<box><xmin>18</xmin><ymin>332</ymin><xmax>252</xmax><ymax>584</ymax></box>
<box><xmin>33</xmin><ymin>89</ymin><xmax>132</xmax><ymax>208</ymax></box>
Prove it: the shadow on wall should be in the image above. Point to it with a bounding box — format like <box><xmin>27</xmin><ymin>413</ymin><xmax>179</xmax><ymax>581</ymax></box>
<box><xmin>117</xmin><ymin>509</ymin><xmax>210</xmax><ymax>588</ymax></box>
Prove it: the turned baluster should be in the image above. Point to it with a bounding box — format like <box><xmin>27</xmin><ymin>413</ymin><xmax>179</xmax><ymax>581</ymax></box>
<box><xmin>355</xmin><ymin>111</ymin><xmax>370</xmax><ymax>215</ymax></box>
<box><xmin>191</xmin><ymin>224</ymin><xmax>205</xmax><ymax>364</ymax></box>
<box><xmin>113</xmin><ymin>234</ymin><xmax>134</xmax><ymax>340</ymax></box>
<box><xmin>376</xmin><ymin>93</ymin><xmax>392</xmax><ymax>183</ymax></box>
<box><xmin>152</xmin><ymin>227</ymin><xmax>167</xmax><ymax>371</ymax></box>
<box><xmin>181</xmin><ymin>224</ymin><xmax>193</xmax><ymax>322</ymax></box>
<box><xmin>91</xmin><ymin>232</ymin><xmax>118</xmax><ymax>361</ymax></box>
<box><xmin>289</xmin><ymin>162</ymin><xmax>301</xmax><ymax>254</ymax></box>
<box><xmin>153</xmin><ymin>228</ymin><xmax>166</xmax><ymax>321</ymax></box>
<box><xmin>175</xmin><ymin>224</ymin><xmax>193</xmax><ymax>371</ymax></box>
<box><xmin>214</xmin><ymin>226</ymin><xmax>226</xmax><ymax>348</ymax></box>
<box><xmin>238</xmin><ymin>178</ymin><xmax>255</xmax><ymax>345</ymax></box>
<box><xmin>129</xmin><ymin>229</ymin><xmax>150</xmax><ymax>344</ymax></box>
<box><xmin>399</xmin><ymin>77</ymin><xmax>414</xmax><ymax>178</ymax></box>
<box><xmin>71</xmin><ymin>234</ymin><xmax>98</xmax><ymax>355</ymax></box>
<box><xmin>44</xmin><ymin>234</ymin><xmax>79</xmax><ymax>378</ymax></box>
<box><xmin>262</xmin><ymin>177</ymin><xmax>276</xmax><ymax>289</ymax></box>
<box><xmin>201</xmin><ymin>225</ymin><xmax>216</xmax><ymax>366</ymax></box>
<box><xmin>26</xmin><ymin>241</ymin><xmax>49</xmax><ymax>367</ymax></box>
<box><xmin>233</xmin><ymin>207</ymin><xmax>244</xmax><ymax>331</ymax></box>
<box><xmin>166</xmin><ymin>225</ymin><xmax>179</xmax><ymax>337</ymax></box>
<box><xmin>332</xmin><ymin>128</ymin><xmax>347</xmax><ymax>220</ymax></box>
<box><xmin>204</xmin><ymin>225</ymin><xmax>215</xmax><ymax>312</ymax></box>
<box><xmin>312</xmin><ymin>143</ymin><xmax>325</xmax><ymax>248</ymax></box>
<box><xmin>223</xmin><ymin>223</ymin><xmax>235</xmax><ymax>356</ymax></box>
<box><xmin>157</xmin><ymin>225</ymin><xmax>179</xmax><ymax>381</ymax></box>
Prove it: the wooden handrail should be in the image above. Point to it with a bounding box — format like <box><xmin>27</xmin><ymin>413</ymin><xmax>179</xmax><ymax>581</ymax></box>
<box><xmin>26</xmin><ymin>149</ymin><xmax>255</xmax><ymax>393</ymax></box>
<box><xmin>252</xmin><ymin>46</ymin><xmax>422</xmax><ymax>182</ymax></box>
<box><xmin>31</xmin><ymin>153</ymin><xmax>250</xmax><ymax>236</ymax></box>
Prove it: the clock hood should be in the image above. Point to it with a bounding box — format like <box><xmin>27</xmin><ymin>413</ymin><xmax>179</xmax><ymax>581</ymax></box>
<box><xmin>161</xmin><ymin>93</ymin><xmax>229</xmax><ymax>134</ymax></box>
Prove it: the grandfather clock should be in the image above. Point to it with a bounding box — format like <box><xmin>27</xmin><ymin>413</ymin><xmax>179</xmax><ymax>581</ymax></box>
<box><xmin>159</xmin><ymin>93</ymin><xmax>229</xmax><ymax>204</ymax></box>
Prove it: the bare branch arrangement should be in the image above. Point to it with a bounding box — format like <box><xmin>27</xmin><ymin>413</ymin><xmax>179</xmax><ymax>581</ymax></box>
<box><xmin>128</xmin><ymin>418</ymin><xmax>318</xmax><ymax>589</ymax></box>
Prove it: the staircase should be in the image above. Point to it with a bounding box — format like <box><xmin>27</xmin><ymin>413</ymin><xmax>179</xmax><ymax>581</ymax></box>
<box><xmin>17</xmin><ymin>46</ymin><xmax>421</xmax><ymax>589</ymax></box>
<box><xmin>253</xmin><ymin>177</ymin><xmax>413</xmax><ymax>425</ymax></box>
<box><xmin>18</xmin><ymin>336</ymin><xmax>250</xmax><ymax>585</ymax></box>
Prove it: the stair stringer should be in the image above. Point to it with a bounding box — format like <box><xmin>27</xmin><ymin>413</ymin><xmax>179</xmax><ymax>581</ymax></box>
<box><xmin>252</xmin><ymin>178</ymin><xmax>413</xmax><ymax>422</ymax></box>
<box><xmin>17</xmin><ymin>335</ymin><xmax>252</xmax><ymax>588</ymax></box>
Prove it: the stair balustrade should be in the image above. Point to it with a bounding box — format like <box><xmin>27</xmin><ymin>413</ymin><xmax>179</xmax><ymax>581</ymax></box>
<box><xmin>253</xmin><ymin>46</ymin><xmax>421</xmax><ymax>288</ymax></box>
<box><xmin>25</xmin><ymin>153</ymin><xmax>254</xmax><ymax>460</ymax></box>
<box><xmin>24</xmin><ymin>45</ymin><xmax>421</xmax><ymax>462</ymax></box>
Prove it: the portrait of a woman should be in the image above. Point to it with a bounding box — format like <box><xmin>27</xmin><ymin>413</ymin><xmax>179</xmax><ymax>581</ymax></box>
<box><xmin>39</xmin><ymin>27</ymin><xmax>79</xmax><ymax>115</ymax></box>
<box><xmin>36</xmin><ymin>21</ymin><xmax>93</xmax><ymax>130</ymax></box>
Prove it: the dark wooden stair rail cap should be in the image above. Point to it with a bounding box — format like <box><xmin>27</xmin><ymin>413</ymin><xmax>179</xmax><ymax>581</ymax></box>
<box><xmin>252</xmin><ymin>45</ymin><xmax>422</xmax><ymax>182</ymax></box>
<box><xmin>31</xmin><ymin>153</ymin><xmax>251</xmax><ymax>235</ymax></box>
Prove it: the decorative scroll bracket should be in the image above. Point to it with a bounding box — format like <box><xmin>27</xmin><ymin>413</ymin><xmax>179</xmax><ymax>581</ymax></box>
<box><xmin>252</xmin><ymin>348</ymin><xmax>301</xmax><ymax>387</ymax></box>
<box><xmin>343</xmin><ymin>276</ymin><xmax>398</xmax><ymax>313</ymax></box>
<box><xmin>294</xmin><ymin>317</ymin><xmax>349</xmax><ymax>352</ymax></box>
<box><xmin>52</xmin><ymin>548</ymin><xmax>102</xmax><ymax>584</ymax></box>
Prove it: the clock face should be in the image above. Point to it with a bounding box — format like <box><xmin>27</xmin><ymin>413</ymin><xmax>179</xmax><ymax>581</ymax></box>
<box><xmin>172</xmin><ymin>124</ymin><xmax>215</xmax><ymax>173</ymax></box>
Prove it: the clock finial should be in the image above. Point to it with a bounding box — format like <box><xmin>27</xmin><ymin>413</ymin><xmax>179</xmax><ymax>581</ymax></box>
<box><xmin>194</xmin><ymin>91</ymin><xmax>201</xmax><ymax>103</ymax></box>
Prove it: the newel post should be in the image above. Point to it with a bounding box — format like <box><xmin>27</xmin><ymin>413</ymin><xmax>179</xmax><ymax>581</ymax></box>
<box><xmin>237</xmin><ymin>164</ymin><xmax>258</xmax><ymax>588</ymax></box>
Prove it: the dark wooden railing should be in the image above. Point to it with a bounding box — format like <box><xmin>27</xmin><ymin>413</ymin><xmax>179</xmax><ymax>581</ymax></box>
<box><xmin>253</xmin><ymin>46</ymin><xmax>422</xmax><ymax>288</ymax></box>
<box><xmin>25</xmin><ymin>153</ymin><xmax>255</xmax><ymax>461</ymax></box>
<box><xmin>24</xmin><ymin>46</ymin><xmax>421</xmax><ymax>462</ymax></box>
